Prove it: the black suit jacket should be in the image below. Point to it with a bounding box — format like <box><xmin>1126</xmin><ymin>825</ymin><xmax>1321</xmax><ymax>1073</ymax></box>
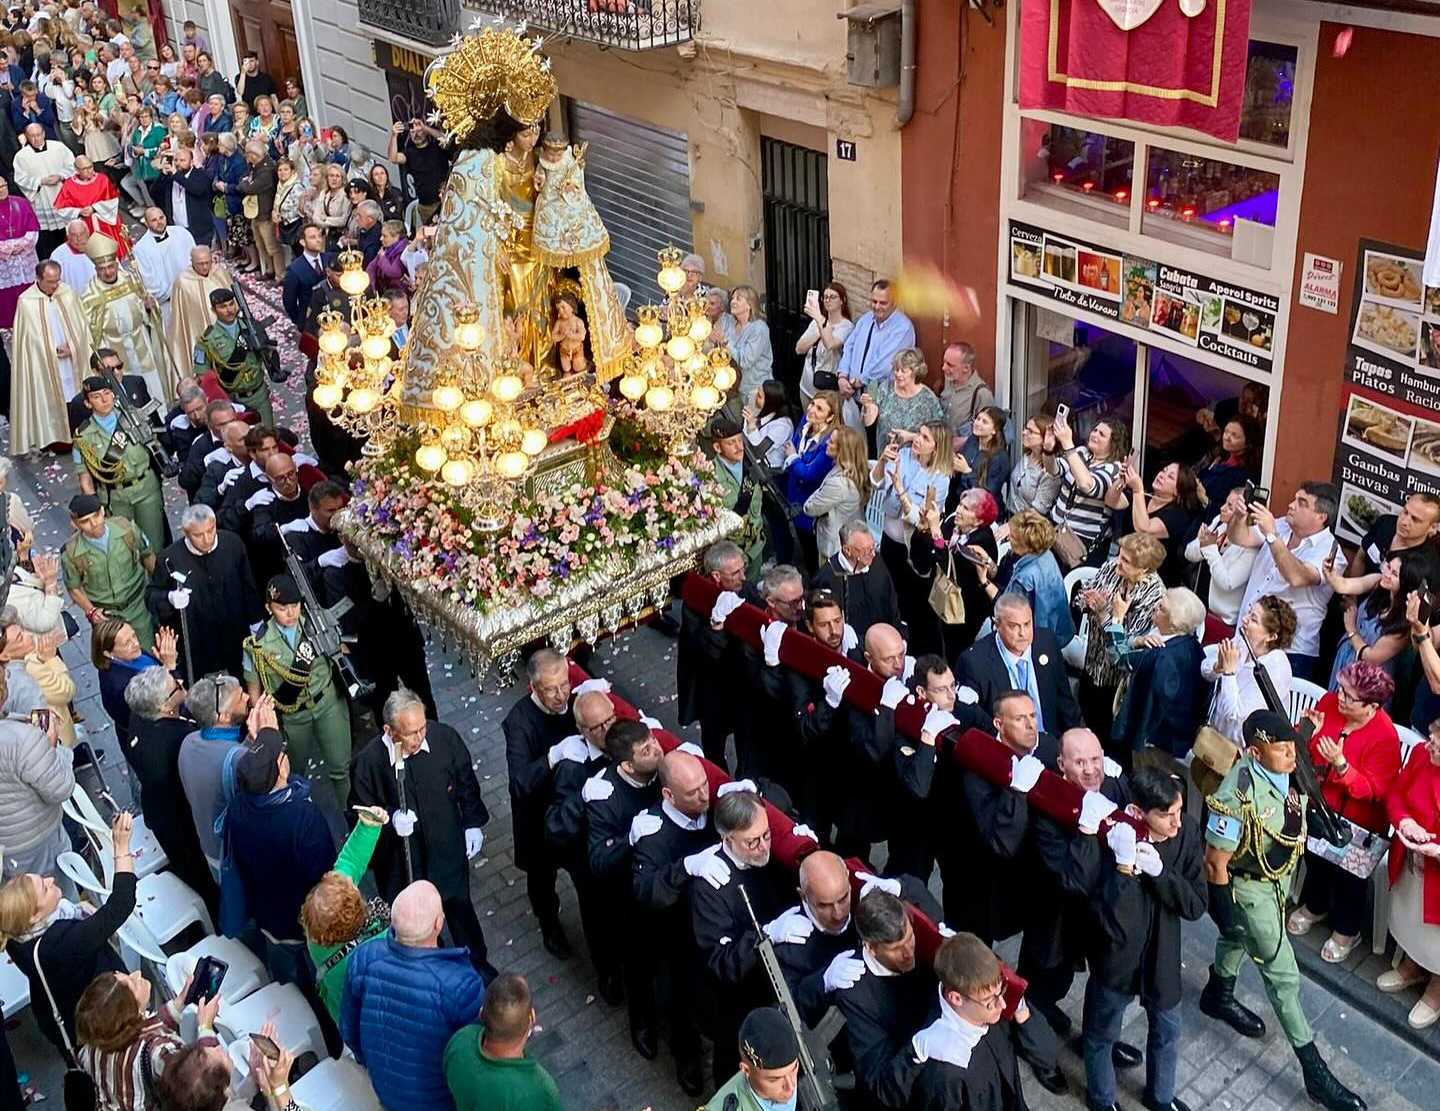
<box><xmin>347</xmin><ymin>722</ymin><xmax>488</xmax><ymax>902</ymax></box>
<box><xmin>152</xmin><ymin>167</ymin><xmax>215</xmax><ymax>243</ymax></box>
<box><xmin>958</xmin><ymin>628</ymin><xmax>1081</xmax><ymax>735</ymax></box>
<box><xmin>1113</xmin><ymin>635</ymin><xmax>1207</xmax><ymax>757</ymax></box>
<box><xmin>282</xmin><ymin>252</ymin><xmax>334</xmax><ymax>329</ymax></box>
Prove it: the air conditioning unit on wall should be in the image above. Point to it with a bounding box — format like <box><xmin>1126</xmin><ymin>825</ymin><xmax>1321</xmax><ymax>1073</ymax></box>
<box><xmin>838</xmin><ymin>5</ymin><xmax>902</xmax><ymax>89</ymax></box>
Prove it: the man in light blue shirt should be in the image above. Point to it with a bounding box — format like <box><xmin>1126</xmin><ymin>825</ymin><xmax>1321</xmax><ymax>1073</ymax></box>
<box><xmin>836</xmin><ymin>278</ymin><xmax>916</xmax><ymax>389</ymax></box>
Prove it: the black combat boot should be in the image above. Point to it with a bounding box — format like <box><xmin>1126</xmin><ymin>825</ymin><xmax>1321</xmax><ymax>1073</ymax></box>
<box><xmin>1198</xmin><ymin>966</ymin><xmax>1266</xmax><ymax>1037</ymax></box>
<box><xmin>1295</xmin><ymin>1042</ymin><xmax>1366</xmax><ymax>1111</ymax></box>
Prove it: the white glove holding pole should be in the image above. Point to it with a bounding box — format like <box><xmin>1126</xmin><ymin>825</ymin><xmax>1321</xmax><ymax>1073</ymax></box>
<box><xmin>392</xmin><ymin>809</ymin><xmax>417</xmax><ymax>837</ymax></box>
<box><xmin>922</xmin><ymin>707</ymin><xmax>958</xmax><ymax>739</ymax></box>
<box><xmin>822</xmin><ymin>666</ymin><xmax>851</xmax><ymax>709</ymax></box>
<box><xmin>762</xmin><ymin>620</ymin><xmax>788</xmax><ymax>667</ymax></box>
<box><xmin>880</xmin><ymin>676</ymin><xmax>908</xmax><ymax>710</ymax></box>
<box><xmin>581</xmin><ymin>773</ymin><xmax>614</xmax><ymax>803</ymax></box>
<box><xmin>1079</xmin><ymin>790</ymin><xmax>1119</xmax><ymax>834</ymax></box>
<box><xmin>710</xmin><ymin>590</ymin><xmax>743</xmax><ymax>626</ymax></box>
<box><xmin>1105</xmin><ymin>821</ymin><xmax>1137</xmax><ymax>868</ymax></box>
<box><xmin>1009</xmin><ymin>753</ymin><xmax>1045</xmax><ymax>794</ymax></box>
<box><xmin>167</xmin><ymin>588</ymin><xmax>191</xmax><ymax>611</ymax></box>
<box><xmin>683</xmin><ymin>844</ymin><xmax>731</xmax><ymax>889</ymax></box>
<box><xmin>629</xmin><ymin>811</ymin><xmax>663</xmax><ymax>845</ymax></box>
<box><xmin>823</xmin><ymin>949</ymin><xmax>866</xmax><ymax>992</ymax></box>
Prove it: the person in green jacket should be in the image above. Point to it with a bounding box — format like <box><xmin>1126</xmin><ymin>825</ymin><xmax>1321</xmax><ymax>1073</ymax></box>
<box><xmin>300</xmin><ymin>804</ymin><xmax>390</xmax><ymax>1021</ymax></box>
<box><xmin>444</xmin><ymin>972</ymin><xmax>564</xmax><ymax>1111</ymax></box>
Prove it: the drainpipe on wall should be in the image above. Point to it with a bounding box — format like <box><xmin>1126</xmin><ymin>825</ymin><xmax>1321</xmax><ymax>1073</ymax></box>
<box><xmin>896</xmin><ymin>0</ymin><xmax>916</xmax><ymax>127</ymax></box>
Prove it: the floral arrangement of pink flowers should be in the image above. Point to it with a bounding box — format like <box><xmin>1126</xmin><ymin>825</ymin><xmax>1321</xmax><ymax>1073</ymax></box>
<box><xmin>347</xmin><ymin>435</ymin><xmax>727</xmax><ymax>613</ymax></box>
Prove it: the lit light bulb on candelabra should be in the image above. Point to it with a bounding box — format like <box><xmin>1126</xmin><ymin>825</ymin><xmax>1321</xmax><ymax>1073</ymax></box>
<box><xmin>415</xmin><ymin>441</ymin><xmax>447</xmax><ymax>473</ymax></box>
<box><xmin>460</xmin><ymin>399</ymin><xmax>493</xmax><ymax>427</ymax></box>
<box><xmin>656</xmin><ymin>246</ymin><xmax>687</xmax><ymax>295</ymax></box>
<box><xmin>433</xmin><ymin>383</ymin><xmax>465</xmax><ymax>412</ymax></box>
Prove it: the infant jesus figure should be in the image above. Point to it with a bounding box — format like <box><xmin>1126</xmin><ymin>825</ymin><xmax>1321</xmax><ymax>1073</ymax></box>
<box><xmin>551</xmin><ymin>292</ymin><xmax>589</xmax><ymax>374</ymax></box>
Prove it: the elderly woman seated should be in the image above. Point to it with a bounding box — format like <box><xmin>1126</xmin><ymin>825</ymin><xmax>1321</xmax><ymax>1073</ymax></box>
<box><xmin>1288</xmin><ymin>661</ymin><xmax>1403</xmax><ymax>963</ymax></box>
<box><xmin>301</xmin><ymin>805</ymin><xmax>390</xmax><ymax>1022</ymax></box>
<box><xmin>1107</xmin><ymin>586</ymin><xmax>1209</xmax><ymax>771</ymax></box>
<box><xmin>1381</xmin><ymin>718</ymin><xmax>1440</xmax><ymax>1028</ymax></box>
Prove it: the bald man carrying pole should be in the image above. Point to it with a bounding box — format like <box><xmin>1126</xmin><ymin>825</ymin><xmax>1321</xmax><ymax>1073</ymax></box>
<box><xmin>341</xmin><ymin>879</ymin><xmax>487</xmax><ymax>1111</ymax></box>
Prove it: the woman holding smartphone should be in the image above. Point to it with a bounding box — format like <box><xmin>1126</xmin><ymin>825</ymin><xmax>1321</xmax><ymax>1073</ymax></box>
<box><xmin>795</xmin><ymin>281</ymin><xmax>852</xmax><ymax>404</ymax></box>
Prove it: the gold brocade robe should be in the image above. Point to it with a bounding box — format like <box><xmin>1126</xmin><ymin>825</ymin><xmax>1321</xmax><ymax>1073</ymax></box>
<box><xmin>11</xmin><ymin>282</ymin><xmax>92</xmax><ymax>454</ymax></box>
<box><xmin>494</xmin><ymin>148</ymin><xmax>552</xmax><ymax>371</ymax></box>
<box><xmin>167</xmin><ymin>265</ymin><xmax>234</xmax><ymax>378</ymax></box>
<box><xmin>80</xmin><ymin>271</ymin><xmax>175</xmax><ymax>406</ymax></box>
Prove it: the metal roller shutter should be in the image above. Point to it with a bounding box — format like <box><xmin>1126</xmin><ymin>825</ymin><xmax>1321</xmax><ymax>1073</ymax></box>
<box><xmin>566</xmin><ymin>100</ymin><xmax>693</xmax><ymax>309</ymax></box>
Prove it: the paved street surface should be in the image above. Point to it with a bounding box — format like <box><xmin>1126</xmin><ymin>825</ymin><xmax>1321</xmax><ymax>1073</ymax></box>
<box><xmin>1</xmin><ymin>281</ymin><xmax>1434</xmax><ymax>1109</ymax></box>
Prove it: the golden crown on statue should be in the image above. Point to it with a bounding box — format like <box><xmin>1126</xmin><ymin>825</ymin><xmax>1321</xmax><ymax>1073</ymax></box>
<box><xmin>426</xmin><ymin>25</ymin><xmax>557</xmax><ymax>142</ymax></box>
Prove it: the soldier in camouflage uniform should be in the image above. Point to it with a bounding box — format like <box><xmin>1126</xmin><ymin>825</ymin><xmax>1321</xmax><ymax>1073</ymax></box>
<box><xmin>72</xmin><ymin>374</ymin><xmax>167</xmax><ymax>550</ymax></box>
<box><xmin>61</xmin><ymin>493</ymin><xmax>156</xmax><ymax>649</ymax></box>
<box><xmin>194</xmin><ymin>287</ymin><xmax>273</xmax><ymax>426</ymax></box>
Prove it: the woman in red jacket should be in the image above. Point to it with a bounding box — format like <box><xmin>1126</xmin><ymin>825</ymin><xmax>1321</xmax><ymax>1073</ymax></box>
<box><xmin>1286</xmin><ymin>661</ymin><xmax>1402</xmax><ymax>963</ymax></box>
<box><xmin>1379</xmin><ymin>719</ymin><xmax>1440</xmax><ymax>1028</ymax></box>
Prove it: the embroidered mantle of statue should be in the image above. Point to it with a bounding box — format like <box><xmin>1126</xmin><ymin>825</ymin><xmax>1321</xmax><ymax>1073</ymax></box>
<box><xmin>403</xmin><ymin>29</ymin><xmax>631</xmax><ymax>434</ymax></box>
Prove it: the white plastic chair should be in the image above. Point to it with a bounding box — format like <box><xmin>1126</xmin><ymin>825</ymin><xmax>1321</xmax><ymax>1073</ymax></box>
<box><xmin>133</xmin><ymin>871</ymin><xmax>214</xmax><ymax>947</ymax></box>
<box><xmin>1396</xmin><ymin>724</ymin><xmax>1424</xmax><ymax>767</ymax></box>
<box><xmin>0</xmin><ymin>951</ymin><xmax>29</xmax><ymax>1019</ymax></box>
<box><xmin>214</xmin><ymin>982</ymin><xmax>326</xmax><ymax>1065</ymax></box>
<box><xmin>115</xmin><ymin>916</ymin><xmax>169</xmax><ymax>976</ymax></box>
<box><xmin>165</xmin><ymin>936</ymin><xmax>270</xmax><ymax>1005</ymax></box>
<box><xmin>1061</xmin><ymin>565</ymin><xmax>1099</xmax><ymax>671</ymax></box>
<box><xmin>292</xmin><ymin>1058</ymin><xmax>383</xmax><ymax>1111</ymax></box>
<box><xmin>1287</xmin><ymin>677</ymin><xmax>1327</xmax><ymax>722</ymax></box>
<box><xmin>56</xmin><ymin>851</ymin><xmax>109</xmax><ymax>899</ymax></box>
<box><xmin>63</xmin><ymin>786</ymin><xmax>168</xmax><ymax>879</ymax></box>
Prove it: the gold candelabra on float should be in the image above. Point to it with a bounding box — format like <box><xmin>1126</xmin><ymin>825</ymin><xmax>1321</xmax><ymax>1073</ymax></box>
<box><xmin>617</xmin><ymin>246</ymin><xmax>736</xmax><ymax>455</ymax></box>
<box><xmin>413</xmin><ymin>303</ymin><xmax>550</xmax><ymax>531</ymax></box>
<box><xmin>309</xmin><ymin>250</ymin><xmax>398</xmax><ymax>454</ymax></box>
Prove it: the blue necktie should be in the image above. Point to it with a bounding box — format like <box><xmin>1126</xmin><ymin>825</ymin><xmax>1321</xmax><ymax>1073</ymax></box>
<box><xmin>1015</xmin><ymin>658</ymin><xmax>1045</xmax><ymax>733</ymax></box>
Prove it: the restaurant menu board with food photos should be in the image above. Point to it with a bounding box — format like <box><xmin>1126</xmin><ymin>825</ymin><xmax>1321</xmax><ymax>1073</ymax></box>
<box><xmin>1007</xmin><ymin>220</ymin><xmax>1280</xmax><ymax>373</ymax></box>
<box><xmin>1331</xmin><ymin>239</ymin><xmax>1440</xmax><ymax>543</ymax></box>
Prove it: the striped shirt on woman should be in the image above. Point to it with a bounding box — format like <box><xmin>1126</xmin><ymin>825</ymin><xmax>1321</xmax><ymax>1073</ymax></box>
<box><xmin>1049</xmin><ymin>447</ymin><xmax>1121</xmax><ymax>544</ymax></box>
<box><xmin>79</xmin><ymin>1011</ymin><xmax>184</xmax><ymax>1111</ymax></box>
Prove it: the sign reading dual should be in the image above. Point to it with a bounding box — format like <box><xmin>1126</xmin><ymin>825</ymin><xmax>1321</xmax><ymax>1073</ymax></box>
<box><xmin>1007</xmin><ymin>219</ymin><xmax>1279</xmax><ymax>373</ymax></box>
<box><xmin>1329</xmin><ymin>238</ymin><xmax>1440</xmax><ymax>542</ymax></box>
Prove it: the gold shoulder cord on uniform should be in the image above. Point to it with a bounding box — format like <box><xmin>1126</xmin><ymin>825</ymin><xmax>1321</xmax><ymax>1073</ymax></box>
<box><xmin>243</xmin><ymin>635</ymin><xmax>312</xmax><ymax>714</ymax></box>
<box><xmin>201</xmin><ymin>335</ymin><xmax>258</xmax><ymax>392</ymax></box>
<box><xmin>1206</xmin><ymin>785</ymin><xmax>1305</xmax><ymax>882</ymax></box>
<box><xmin>75</xmin><ymin>435</ymin><xmax>126</xmax><ymax>484</ymax></box>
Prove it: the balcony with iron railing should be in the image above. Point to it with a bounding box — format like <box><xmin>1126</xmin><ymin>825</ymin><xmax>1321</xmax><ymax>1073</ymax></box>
<box><xmin>357</xmin><ymin>0</ymin><xmax>698</xmax><ymax>50</ymax></box>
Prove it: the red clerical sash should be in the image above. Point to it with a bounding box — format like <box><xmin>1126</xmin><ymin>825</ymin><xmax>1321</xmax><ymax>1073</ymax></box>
<box><xmin>1019</xmin><ymin>0</ymin><xmax>1252</xmax><ymax>142</ymax></box>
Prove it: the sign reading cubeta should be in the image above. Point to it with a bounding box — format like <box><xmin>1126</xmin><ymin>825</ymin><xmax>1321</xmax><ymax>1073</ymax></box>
<box><xmin>1007</xmin><ymin>219</ymin><xmax>1279</xmax><ymax>373</ymax></box>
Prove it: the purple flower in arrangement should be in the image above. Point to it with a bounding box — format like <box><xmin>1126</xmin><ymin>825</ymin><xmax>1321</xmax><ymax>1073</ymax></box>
<box><xmin>394</xmin><ymin>538</ymin><xmax>412</xmax><ymax>558</ymax></box>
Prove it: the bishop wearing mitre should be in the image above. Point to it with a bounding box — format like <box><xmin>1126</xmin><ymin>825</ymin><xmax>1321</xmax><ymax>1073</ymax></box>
<box><xmin>54</xmin><ymin>156</ymin><xmax>128</xmax><ymax>259</ymax></box>
<box><xmin>11</xmin><ymin>259</ymin><xmax>92</xmax><ymax>454</ymax></box>
<box><xmin>80</xmin><ymin>234</ymin><xmax>174</xmax><ymax>406</ymax></box>
<box><xmin>167</xmin><ymin>244</ymin><xmax>233</xmax><ymax>376</ymax></box>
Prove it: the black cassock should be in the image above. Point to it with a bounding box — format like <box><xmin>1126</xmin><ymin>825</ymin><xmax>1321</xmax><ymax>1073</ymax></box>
<box><xmin>907</xmin><ymin>1014</ymin><xmax>1030</xmax><ymax>1111</ymax></box>
<box><xmin>146</xmin><ymin>530</ymin><xmax>263</xmax><ymax>682</ymax></box>
<box><xmin>835</xmin><ymin>963</ymin><xmax>938</xmax><ymax>1109</ymax></box>
<box><xmin>348</xmin><ymin>722</ymin><xmax>488</xmax><ymax>903</ymax></box>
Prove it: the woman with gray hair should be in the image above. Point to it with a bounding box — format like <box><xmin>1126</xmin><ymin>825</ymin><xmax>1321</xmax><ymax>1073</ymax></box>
<box><xmin>1109</xmin><ymin>586</ymin><xmax>1210</xmax><ymax>771</ymax></box>
<box><xmin>121</xmin><ymin>666</ymin><xmax>217</xmax><ymax>906</ymax></box>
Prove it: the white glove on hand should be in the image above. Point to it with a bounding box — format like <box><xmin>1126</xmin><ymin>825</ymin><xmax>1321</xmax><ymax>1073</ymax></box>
<box><xmin>763</xmin><ymin>909</ymin><xmax>815</xmax><ymax>945</ymax></box>
<box><xmin>245</xmin><ymin>488</ymin><xmax>276</xmax><ymax>510</ymax></box>
<box><xmin>822</xmin><ymin>665</ymin><xmax>851</xmax><ymax>709</ymax></box>
<box><xmin>1106</xmin><ymin>821</ymin><xmax>1137</xmax><ymax>868</ymax></box>
<box><xmin>317</xmin><ymin>547</ymin><xmax>351</xmax><ymax>569</ymax></box>
<box><xmin>638</xmin><ymin>713</ymin><xmax>663</xmax><ymax>732</ymax></box>
<box><xmin>1102</xmin><ymin>755</ymin><xmax>1124</xmax><ymax>780</ymax></box>
<box><xmin>717</xmin><ymin>779</ymin><xmax>757</xmax><ymax>798</ymax></box>
<box><xmin>841</xmin><ymin>623</ymin><xmax>859</xmax><ymax>654</ymax></box>
<box><xmin>790</xmin><ymin>823</ymin><xmax>818</xmax><ymax>843</ymax></box>
<box><xmin>629</xmin><ymin>811</ymin><xmax>663</xmax><ymax>845</ymax></box>
<box><xmin>823</xmin><ymin>949</ymin><xmax>866</xmax><ymax>992</ymax></box>
<box><xmin>1079</xmin><ymin>790</ymin><xmax>1119</xmax><ymax>834</ymax></box>
<box><xmin>464</xmin><ymin>827</ymin><xmax>484</xmax><ymax>858</ymax></box>
<box><xmin>218</xmin><ymin>465</ymin><xmax>242</xmax><ymax>493</ymax></box>
<box><xmin>901</xmin><ymin>654</ymin><xmax>916</xmax><ymax>683</ymax></box>
<box><xmin>937</xmin><ymin>922</ymin><xmax>957</xmax><ymax>939</ymax></box>
<box><xmin>1134</xmin><ymin>841</ymin><xmax>1164</xmax><ymax>877</ymax></box>
<box><xmin>581</xmin><ymin>773</ymin><xmax>614</xmax><ymax>803</ymax></box>
<box><xmin>547</xmin><ymin>734</ymin><xmax>588</xmax><ymax>768</ymax></box>
<box><xmin>762</xmin><ymin>620</ymin><xmax>788</xmax><ymax>667</ymax></box>
<box><xmin>856</xmin><ymin>871</ymin><xmax>902</xmax><ymax>898</ymax></box>
<box><xmin>392</xmin><ymin>809</ymin><xmax>417</xmax><ymax>837</ymax></box>
<box><xmin>957</xmin><ymin>685</ymin><xmax>980</xmax><ymax>705</ymax></box>
<box><xmin>922</xmin><ymin>707</ymin><xmax>958</xmax><ymax>739</ymax></box>
<box><xmin>710</xmin><ymin>590</ymin><xmax>743</xmax><ymax>626</ymax></box>
<box><xmin>676</xmin><ymin>741</ymin><xmax>704</xmax><ymax>758</ymax></box>
<box><xmin>683</xmin><ymin>844</ymin><xmax>731</xmax><ymax>889</ymax></box>
<box><xmin>1009</xmin><ymin>753</ymin><xmax>1045</xmax><ymax>794</ymax></box>
<box><xmin>880</xmin><ymin>676</ymin><xmax>908</xmax><ymax>710</ymax></box>
<box><xmin>573</xmin><ymin>678</ymin><xmax>610</xmax><ymax>697</ymax></box>
<box><xmin>167</xmin><ymin>587</ymin><xmax>191</xmax><ymax>610</ymax></box>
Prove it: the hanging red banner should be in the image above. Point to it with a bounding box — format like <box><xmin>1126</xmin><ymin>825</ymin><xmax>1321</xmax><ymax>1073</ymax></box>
<box><xmin>1019</xmin><ymin>0</ymin><xmax>1252</xmax><ymax>143</ymax></box>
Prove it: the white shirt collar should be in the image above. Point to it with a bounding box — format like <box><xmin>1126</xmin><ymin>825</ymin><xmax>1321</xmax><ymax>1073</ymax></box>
<box><xmin>528</xmin><ymin>691</ymin><xmax>566</xmax><ymax>717</ymax></box>
<box><xmin>996</xmin><ymin>635</ymin><xmax>1034</xmax><ymax>668</ymax></box>
<box><xmin>616</xmin><ymin>765</ymin><xmax>653</xmax><ymax>790</ymax></box>
<box><xmin>661</xmin><ymin>800</ymin><xmax>707</xmax><ymax>831</ymax></box>
<box><xmin>837</xmin><ymin>551</ymin><xmax>855</xmax><ymax>573</ymax></box>
<box><xmin>800</xmin><ymin>899</ymin><xmax>849</xmax><ymax>937</ymax></box>
<box><xmin>585</xmin><ymin>737</ymin><xmax>606</xmax><ymax>761</ymax></box>
<box><xmin>382</xmin><ymin>733</ymin><xmax>429</xmax><ymax>766</ymax></box>
<box><xmin>862</xmin><ymin>947</ymin><xmax>898</xmax><ymax>978</ymax></box>
<box><xmin>183</xmin><ymin>535</ymin><xmax>217</xmax><ymax>557</ymax></box>
<box><xmin>911</xmin><ymin>986</ymin><xmax>990</xmax><ymax>1069</ymax></box>
<box><xmin>249</xmin><ymin>460</ymin><xmax>266</xmax><ymax>481</ymax></box>
<box><xmin>720</xmin><ymin>843</ymin><xmax>752</xmax><ymax>871</ymax></box>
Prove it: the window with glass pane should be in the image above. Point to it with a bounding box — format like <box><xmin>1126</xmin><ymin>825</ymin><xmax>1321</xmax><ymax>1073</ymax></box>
<box><xmin>1240</xmin><ymin>41</ymin><xmax>1298</xmax><ymax>148</ymax></box>
<box><xmin>1141</xmin><ymin>348</ymin><xmax>1267</xmax><ymax>491</ymax></box>
<box><xmin>1141</xmin><ymin>148</ymin><xmax>1280</xmax><ymax>262</ymax></box>
<box><xmin>1020</xmin><ymin>119</ymin><xmax>1134</xmax><ymax>225</ymax></box>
